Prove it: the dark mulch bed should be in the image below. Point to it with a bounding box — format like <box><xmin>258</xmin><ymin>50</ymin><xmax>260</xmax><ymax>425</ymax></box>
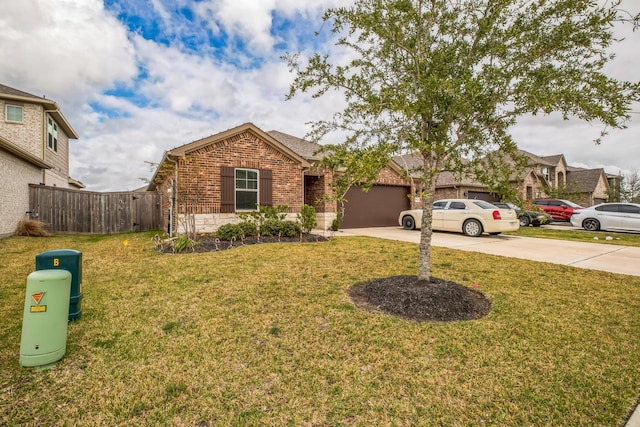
<box><xmin>159</xmin><ymin>233</ymin><xmax>331</xmax><ymax>253</ymax></box>
<box><xmin>348</xmin><ymin>275</ymin><xmax>492</xmax><ymax>322</ymax></box>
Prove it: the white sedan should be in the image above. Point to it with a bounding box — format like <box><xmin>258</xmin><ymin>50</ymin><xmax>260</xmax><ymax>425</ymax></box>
<box><xmin>398</xmin><ymin>199</ymin><xmax>520</xmax><ymax>237</ymax></box>
<box><xmin>570</xmin><ymin>202</ymin><xmax>640</xmax><ymax>233</ymax></box>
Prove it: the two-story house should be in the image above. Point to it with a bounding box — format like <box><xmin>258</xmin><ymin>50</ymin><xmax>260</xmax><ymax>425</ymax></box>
<box><xmin>0</xmin><ymin>83</ymin><xmax>82</xmax><ymax>237</ymax></box>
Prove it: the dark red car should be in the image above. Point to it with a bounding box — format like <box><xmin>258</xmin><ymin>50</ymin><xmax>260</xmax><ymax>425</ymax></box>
<box><xmin>532</xmin><ymin>199</ymin><xmax>583</xmax><ymax>221</ymax></box>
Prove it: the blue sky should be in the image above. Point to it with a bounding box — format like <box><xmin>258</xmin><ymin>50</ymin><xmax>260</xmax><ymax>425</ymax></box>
<box><xmin>1</xmin><ymin>0</ymin><xmax>639</xmax><ymax>191</ymax></box>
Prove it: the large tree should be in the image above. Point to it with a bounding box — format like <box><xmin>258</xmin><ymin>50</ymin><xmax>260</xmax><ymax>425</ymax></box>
<box><xmin>286</xmin><ymin>0</ymin><xmax>639</xmax><ymax>283</ymax></box>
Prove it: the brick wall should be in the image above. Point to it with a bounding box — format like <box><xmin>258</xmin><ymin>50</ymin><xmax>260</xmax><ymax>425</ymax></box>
<box><xmin>177</xmin><ymin>130</ymin><xmax>304</xmax><ymax>210</ymax></box>
<box><xmin>156</xmin><ymin>130</ymin><xmax>308</xmax><ymax>233</ymax></box>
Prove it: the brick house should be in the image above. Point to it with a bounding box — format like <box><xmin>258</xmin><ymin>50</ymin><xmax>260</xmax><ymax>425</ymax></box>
<box><xmin>0</xmin><ymin>83</ymin><xmax>82</xmax><ymax>237</ymax></box>
<box><xmin>148</xmin><ymin>123</ymin><xmax>416</xmax><ymax>233</ymax></box>
<box><xmin>402</xmin><ymin>149</ymin><xmax>610</xmax><ymax>206</ymax></box>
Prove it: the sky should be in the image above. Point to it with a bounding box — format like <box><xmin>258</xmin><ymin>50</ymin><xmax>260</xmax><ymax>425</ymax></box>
<box><xmin>1</xmin><ymin>0</ymin><xmax>638</xmax><ymax>192</ymax></box>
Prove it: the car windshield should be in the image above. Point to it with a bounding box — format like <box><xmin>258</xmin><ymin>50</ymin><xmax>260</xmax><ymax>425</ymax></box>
<box><xmin>472</xmin><ymin>200</ymin><xmax>498</xmax><ymax>209</ymax></box>
<box><xmin>560</xmin><ymin>200</ymin><xmax>582</xmax><ymax>208</ymax></box>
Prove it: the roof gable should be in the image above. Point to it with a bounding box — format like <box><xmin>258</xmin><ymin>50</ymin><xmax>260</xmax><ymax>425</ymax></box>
<box><xmin>149</xmin><ymin>123</ymin><xmax>311</xmax><ymax>189</ymax></box>
<box><xmin>167</xmin><ymin>123</ymin><xmax>310</xmax><ymax>167</ymax></box>
<box><xmin>566</xmin><ymin>168</ymin><xmax>608</xmax><ymax>193</ymax></box>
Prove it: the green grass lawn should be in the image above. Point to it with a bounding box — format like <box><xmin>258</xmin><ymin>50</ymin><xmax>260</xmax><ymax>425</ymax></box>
<box><xmin>1</xmin><ymin>232</ymin><xmax>639</xmax><ymax>426</ymax></box>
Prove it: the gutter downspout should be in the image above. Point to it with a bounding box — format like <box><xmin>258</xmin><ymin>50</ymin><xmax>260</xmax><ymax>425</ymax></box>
<box><xmin>166</xmin><ymin>155</ymin><xmax>178</xmax><ymax>237</ymax></box>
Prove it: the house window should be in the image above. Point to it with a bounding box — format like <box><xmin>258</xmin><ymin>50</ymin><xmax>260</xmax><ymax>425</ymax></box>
<box><xmin>235</xmin><ymin>168</ymin><xmax>258</xmax><ymax>211</ymax></box>
<box><xmin>47</xmin><ymin>117</ymin><xmax>58</xmax><ymax>152</ymax></box>
<box><xmin>541</xmin><ymin>167</ymin><xmax>550</xmax><ymax>182</ymax></box>
<box><xmin>6</xmin><ymin>105</ymin><xmax>23</xmax><ymax>122</ymax></box>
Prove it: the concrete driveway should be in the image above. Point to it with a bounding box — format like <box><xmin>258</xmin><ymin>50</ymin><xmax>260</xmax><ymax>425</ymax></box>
<box><xmin>339</xmin><ymin>227</ymin><xmax>640</xmax><ymax>277</ymax></box>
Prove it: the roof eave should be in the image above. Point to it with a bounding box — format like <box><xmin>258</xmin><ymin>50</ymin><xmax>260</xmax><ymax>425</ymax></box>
<box><xmin>0</xmin><ymin>135</ymin><xmax>52</xmax><ymax>169</ymax></box>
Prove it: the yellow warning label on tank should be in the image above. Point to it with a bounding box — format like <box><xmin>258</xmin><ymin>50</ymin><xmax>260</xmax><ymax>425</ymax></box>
<box><xmin>30</xmin><ymin>305</ymin><xmax>47</xmax><ymax>313</ymax></box>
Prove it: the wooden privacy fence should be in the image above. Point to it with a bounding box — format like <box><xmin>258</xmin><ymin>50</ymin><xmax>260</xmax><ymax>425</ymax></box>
<box><xmin>29</xmin><ymin>185</ymin><xmax>162</xmax><ymax>234</ymax></box>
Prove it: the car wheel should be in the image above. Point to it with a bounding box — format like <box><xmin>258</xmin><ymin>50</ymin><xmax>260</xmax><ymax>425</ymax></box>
<box><xmin>519</xmin><ymin>215</ymin><xmax>530</xmax><ymax>227</ymax></box>
<box><xmin>463</xmin><ymin>219</ymin><xmax>483</xmax><ymax>237</ymax></box>
<box><xmin>402</xmin><ymin>215</ymin><xmax>416</xmax><ymax>230</ymax></box>
<box><xmin>583</xmin><ymin>218</ymin><xmax>600</xmax><ymax>231</ymax></box>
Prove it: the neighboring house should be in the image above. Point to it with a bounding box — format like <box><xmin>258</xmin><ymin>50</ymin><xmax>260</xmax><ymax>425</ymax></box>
<box><xmin>148</xmin><ymin>123</ymin><xmax>414</xmax><ymax>233</ymax></box>
<box><xmin>402</xmin><ymin>149</ymin><xmax>611</xmax><ymax>206</ymax></box>
<box><xmin>147</xmin><ymin>122</ymin><xmax>615</xmax><ymax>234</ymax></box>
<box><xmin>0</xmin><ymin>83</ymin><xmax>82</xmax><ymax>237</ymax></box>
<box><xmin>564</xmin><ymin>166</ymin><xmax>610</xmax><ymax>206</ymax></box>
<box><xmin>513</xmin><ymin>151</ymin><xmax>610</xmax><ymax>206</ymax></box>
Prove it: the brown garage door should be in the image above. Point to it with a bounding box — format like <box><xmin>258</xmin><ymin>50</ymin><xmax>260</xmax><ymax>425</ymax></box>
<box><xmin>467</xmin><ymin>191</ymin><xmax>500</xmax><ymax>203</ymax></box>
<box><xmin>341</xmin><ymin>185</ymin><xmax>410</xmax><ymax>228</ymax></box>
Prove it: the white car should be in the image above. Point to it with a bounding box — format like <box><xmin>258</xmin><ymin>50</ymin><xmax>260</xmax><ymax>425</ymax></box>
<box><xmin>398</xmin><ymin>199</ymin><xmax>520</xmax><ymax>237</ymax></box>
<box><xmin>570</xmin><ymin>202</ymin><xmax>640</xmax><ymax>233</ymax></box>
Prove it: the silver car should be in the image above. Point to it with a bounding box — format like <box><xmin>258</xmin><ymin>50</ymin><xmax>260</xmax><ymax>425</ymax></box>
<box><xmin>569</xmin><ymin>202</ymin><xmax>640</xmax><ymax>233</ymax></box>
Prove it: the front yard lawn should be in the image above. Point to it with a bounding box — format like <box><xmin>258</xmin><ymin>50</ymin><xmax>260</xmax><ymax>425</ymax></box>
<box><xmin>1</xmin><ymin>232</ymin><xmax>639</xmax><ymax>426</ymax></box>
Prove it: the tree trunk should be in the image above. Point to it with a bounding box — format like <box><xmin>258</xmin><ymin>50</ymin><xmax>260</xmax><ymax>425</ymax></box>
<box><xmin>417</xmin><ymin>174</ymin><xmax>437</xmax><ymax>283</ymax></box>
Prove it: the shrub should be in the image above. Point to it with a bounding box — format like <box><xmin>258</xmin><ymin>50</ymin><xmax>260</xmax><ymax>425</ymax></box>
<box><xmin>298</xmin><ymin>204</ymin><xmax>317</xmax><ymax>234</ymax></box>
<box><xmin>15</xmin><ymin>220</ymin><xmax>51</xmax><ymax>237</ymax></box>
<box><xmin>173</xmin><ymin>236</ymin><xmax>200</xmax><ymax>253</ymax></box>
<box><xmin>261</xmin><ymin>219</ymin><xmax>302</xmax><ymax>237</ymax></box>
<box><xmin>238</xmin><ymin>221</ymin><xmax>258</xmax><ymax>237</ymax></box>
<box><xmin>330</xmin><ymin>218</ymin><xmax>340</xmax><ymax>231</ymax></box>
<box><xmin>215</xmin><ymin>224</ymin><xmax>245</xmax><ymax>241</ymax></box>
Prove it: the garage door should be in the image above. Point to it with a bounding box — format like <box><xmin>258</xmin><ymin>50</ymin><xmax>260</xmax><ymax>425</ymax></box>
<box><xmin>341</xmin><ymin>185</ymin><xmax>410</xmax><ymax>228</ymax></box>
<box><xmin>467</xmin><ymin>191</ymin><xmax>500</xmax><ymax>203</ymax></box>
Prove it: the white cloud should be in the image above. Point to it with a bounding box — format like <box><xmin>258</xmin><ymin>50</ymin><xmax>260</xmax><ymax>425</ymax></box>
<box><xmin>1</xmin><ymin>0</ymin><xmax>638</xmax><ymax>192</ymax></box>
<box><xmin>0</xmin><ymin>0</ymin><xmax>137</xmax><ymax>103</ymax></box>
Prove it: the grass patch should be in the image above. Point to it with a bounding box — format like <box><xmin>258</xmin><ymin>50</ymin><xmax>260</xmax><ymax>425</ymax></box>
<box><xmin>509</xmin><ymin>225</ymin><xmax>640</xmax><ymax>247</ymax></box>
<box><xmin>0</xmin><ymin>232</ymin><xmax>639</xmax><ymax>425</ymax></box>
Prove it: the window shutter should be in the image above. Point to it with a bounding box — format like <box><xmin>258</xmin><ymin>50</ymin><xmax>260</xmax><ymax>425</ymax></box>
<box><xmin>221</xmin><ymin>166</ymin><xmax>235</xmax><ymax>213</ymax></box>
<box><xmin>260</xmin><ymin>169</ymin><xmax>273</xmax><ymax>207</ymax></box>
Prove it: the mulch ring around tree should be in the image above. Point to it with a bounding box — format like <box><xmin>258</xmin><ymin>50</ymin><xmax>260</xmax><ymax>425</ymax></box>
<box><xmin>348</xmin><ymin>275</ymin><xmax>492</xmax><ymax>322</ymax></box>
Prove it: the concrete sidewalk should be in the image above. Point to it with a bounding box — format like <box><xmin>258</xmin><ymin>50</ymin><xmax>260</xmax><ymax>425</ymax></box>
<box><xmin>339</xmin><ymin>227</ymin><xmax>640</xmax><ymax>277</ymax></box>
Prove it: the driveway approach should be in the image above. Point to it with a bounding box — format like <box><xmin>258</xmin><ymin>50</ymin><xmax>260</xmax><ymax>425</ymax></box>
<box><xmin>340</xmin><ymin>227</ymin><xmax>640</xmax><ymax>277</ymax></box>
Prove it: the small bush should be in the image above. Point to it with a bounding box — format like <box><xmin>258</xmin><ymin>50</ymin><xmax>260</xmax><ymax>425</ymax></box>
<box><xmin>330</xmin><ymin>218</ymin><xmax>340</xmax><ymax>231</ymax></box>
<box><xmin>173</xmin><ymin>236</ymin><xmax>200</xmax><ymax>253</ymax></box>
<box><xmin>298</xmin><ymin>204</ymin><xmax>317</xmax><ymax>234</ymax></box>
<box><xmin>261</xmin><ymin>219</ymin><xmax>302</xmax><ymax>237</ymax></box>
<box><xmin>215</xmin><ymin>224</ymin><xmax>244</xmax><ymax>241</ymax></box>
<box><xmin>15</xmin><ymin>220</ymin><xmax>51</xmax><ymax>237</ymax></box>
<box><xmin>238</xmin><ymin>221</ymin><xmax>258</xmax><ymax>237</ymax></box>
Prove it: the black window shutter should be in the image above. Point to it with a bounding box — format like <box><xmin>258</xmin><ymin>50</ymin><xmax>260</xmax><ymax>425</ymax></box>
<box><xmin>221</xmin><ymin>166</ymin><xmax>235</xmax><ymax>213</ymax></box>
<box><xmin>260</xmin><ymin>169</ymin><xmax>273</xmax><ymax>207</ymax></box>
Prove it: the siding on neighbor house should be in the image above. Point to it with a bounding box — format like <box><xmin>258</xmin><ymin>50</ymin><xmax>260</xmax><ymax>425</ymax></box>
<box><xmin>0</xmin><ymin>150</ymin><xmax>42</xmax><ymax>237</ymax></box>
<box><xmin>0</xmin><ymin>101</ymin><xmax>44</xmax><ymax>157</ymax></box>
<box><xmin>43</xmin><ymin>114</ymin><xmax>70</xmax><ymax>183</ymax></box>
<box><xmin>0</xmin><ymin>101</ymin><xmax>71</xmax><ymax>188</ymax></box>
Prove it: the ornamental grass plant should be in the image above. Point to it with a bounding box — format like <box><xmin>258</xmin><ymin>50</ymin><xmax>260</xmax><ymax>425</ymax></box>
<box><xmin>0</xmin><ymin>232</ymin><xmax>638</xmax><ymax>426</ymax></box>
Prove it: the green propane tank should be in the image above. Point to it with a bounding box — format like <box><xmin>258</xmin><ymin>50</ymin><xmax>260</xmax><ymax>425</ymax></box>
<box><xmin>19</xmin><ymin>270</ymin><xmax>71</xmax><ymax>368</ymax></box>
